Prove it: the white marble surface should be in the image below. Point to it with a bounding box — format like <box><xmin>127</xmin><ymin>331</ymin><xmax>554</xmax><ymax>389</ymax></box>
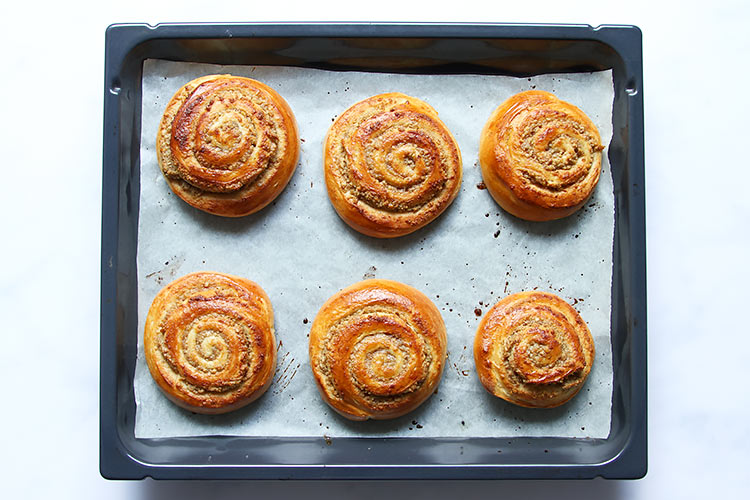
<box><xmin>1</xmin><ymin>1</ymin><xmax>748</xmax><ymax>498</ymax></box>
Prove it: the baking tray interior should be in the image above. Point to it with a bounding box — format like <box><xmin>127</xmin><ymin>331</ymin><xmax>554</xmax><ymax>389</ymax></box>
<box><xmin>101</xmin><ymin>23</ymin><xmax>645</xmax><ymax>480</ymax></box>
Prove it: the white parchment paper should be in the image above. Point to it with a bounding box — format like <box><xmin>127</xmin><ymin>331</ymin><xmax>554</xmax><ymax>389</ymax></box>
<box><xmin>134</xmin><ymin>59</ymin><xmax>614</xmax><ymax>439</ymax></box>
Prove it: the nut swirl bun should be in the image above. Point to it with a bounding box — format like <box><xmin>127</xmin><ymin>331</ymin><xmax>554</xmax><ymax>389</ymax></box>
<box><xmin>157</xmin><ymin>75</ymin><xmax>299</xmax><ymax>217</ymax></box>
<box><xmin>309</xmin><ymin>279</ymin><xmax>447</xmax><ymax>420</ymax></box>
<box><xmin>324</xmin><ymin>93</ymin><xmax>462</xmax><ymax>238</ymax></box>
<box><xmin>474</xmin><ymin>291</ymin><xmax>594</xmax><ymax>408</ymax></box>
<box><xmin>144</xmin><ymin>272</ymin><xmax>277</xmax><ymax>414</ymax></box>
<box><xmin>479</xmin><ymin>90</ymin><xmax>604</xmax><ymax>221</ymax></box>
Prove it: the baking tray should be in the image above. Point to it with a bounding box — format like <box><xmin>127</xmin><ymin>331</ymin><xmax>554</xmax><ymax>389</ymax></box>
<box><xmin>100</xmin><ymin>22</ymin><xmax>646</xmax><ymax>480</ymax></box>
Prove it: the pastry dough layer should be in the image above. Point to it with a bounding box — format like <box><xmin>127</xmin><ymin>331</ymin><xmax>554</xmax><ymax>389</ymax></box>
<box><xmin>473</xmin><ymin>291</ymin><xmax>594</xmax><ymax>408</ymax></box>
<box><xmin>144</xmin><ymin>272</ymin><xmax>276</xmax><ymax>414</ymax></box>
<box><xmin>157</xmin><ymin>75</ymin><xmax>299</xmax><ymax>217</ymax></box>
<box><xmin>309</xmin><ymin>279</ymin><xmax>447</xmax><ymax>420</ymax></box>
<box><xmin>479</xmin><ymin>90</ymin><xmax>603</xmax><ymax>221</ymax></box>
<box><xmin>324</xmin><ymin>93</ymin><xmax>462</xmax><ymax>238</ymax></box>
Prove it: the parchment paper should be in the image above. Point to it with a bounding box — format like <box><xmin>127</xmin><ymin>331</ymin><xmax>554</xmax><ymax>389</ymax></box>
<box><xmin>134</xmin><ymin>59</ymin><xmax>614</xmax><ymax>439</ymax></box>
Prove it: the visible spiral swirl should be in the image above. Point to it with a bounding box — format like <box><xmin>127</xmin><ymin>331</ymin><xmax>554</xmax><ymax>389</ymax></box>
<box><xmin>324</xmin><ymin>93</ymin><xmax>462</xmax><ymax>238</ymax></box>
<box><xmin>473</xmin><ymin>291</ymin><xmax>595</xmax><ymax>408</ymax></box>
<box><xmin>479</xmin><ymin>90</ymin><xmax>604</xmax><ymax>221</ymax></box>
<box><xmin>157</xmin><ymin>75</ymin><xmax>299</xmax><ymax>217</ymax></box>
<box><xmin>144</xmin><ymin>272</ymin><xmax>276</xmax><ymax>414</ymax></box>
<box><xmin>309</xmin><ymin>279</ymin><xmax>447</xmax><ymax>420</ymax></box>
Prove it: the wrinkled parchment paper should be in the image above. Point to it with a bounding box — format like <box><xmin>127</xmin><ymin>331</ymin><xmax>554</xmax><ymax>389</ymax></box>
<box><xmin>134</xmin><ymin>59</ymin><xmax>614</xmax><ymax>439</ymax></box>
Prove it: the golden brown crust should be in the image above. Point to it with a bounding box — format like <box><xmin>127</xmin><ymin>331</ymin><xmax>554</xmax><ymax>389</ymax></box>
<box><xmin>156</xmin><ymin>75</ymin><xmax>299</xmax><ymax>217</ymax></box>
<box><xmin>324</xmin><ymin>93</ymin><xmax>462</xmax><ymax>238</ymax></box>
<box><xmin>309</xmin><ymin>279</ymin><xmax>447</xmax><ymax>420</ymax></box>
<box><xmin>144</xmin><ymin>272</ymin><xmax>277</xmax><ymax>414</ymax></box>
<box><xmin>473</xmin><ymin>291</ymin><xmax>595</xmax><ymax>408</ymax></box>
<box><xmin>478</xmin><ymin>90</ymin><xmax>603</xmax><ymax>221</ymax></box>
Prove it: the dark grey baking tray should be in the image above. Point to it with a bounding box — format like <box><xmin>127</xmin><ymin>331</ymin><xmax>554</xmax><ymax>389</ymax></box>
<box><xmin>100</xmin><ymin>22</ymin><xmax>646</xmax><ymax>480</ymax></box>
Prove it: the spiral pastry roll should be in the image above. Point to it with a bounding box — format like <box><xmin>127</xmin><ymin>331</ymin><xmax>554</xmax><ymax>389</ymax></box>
<box><xmin>309</xmin><ymin>279</ymin><xmax>447</xmax><ymax>420</ymax></box>
<box><xmin>157</xmin><ymin>75</ymin><xmax>299</xmax><ymax>217</ymax></box>
<box><xmin>144</xmin><ymin>272</ymin><xmax>276</xmax><ymax>414</ymax></box>
<box><xmin>479</xmin><ymin>90</ymin><xmax>604</xmax><ymax>221</ymax></box>
<box><xmin>324</xmin><ymin>93</ymin><xmax>462</xmax><ymax>238</ymax></box>
<box><xmin>473</xmin><ymin>291</ymin><xmax>595</xmax><ymax>408</ymax></box>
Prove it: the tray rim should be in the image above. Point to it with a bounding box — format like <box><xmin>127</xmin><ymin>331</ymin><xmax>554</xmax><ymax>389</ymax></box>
<box><xmin>100</xmin><ymin>21</ymin><xmax>646</xmax><ymax>480</ymax></box>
